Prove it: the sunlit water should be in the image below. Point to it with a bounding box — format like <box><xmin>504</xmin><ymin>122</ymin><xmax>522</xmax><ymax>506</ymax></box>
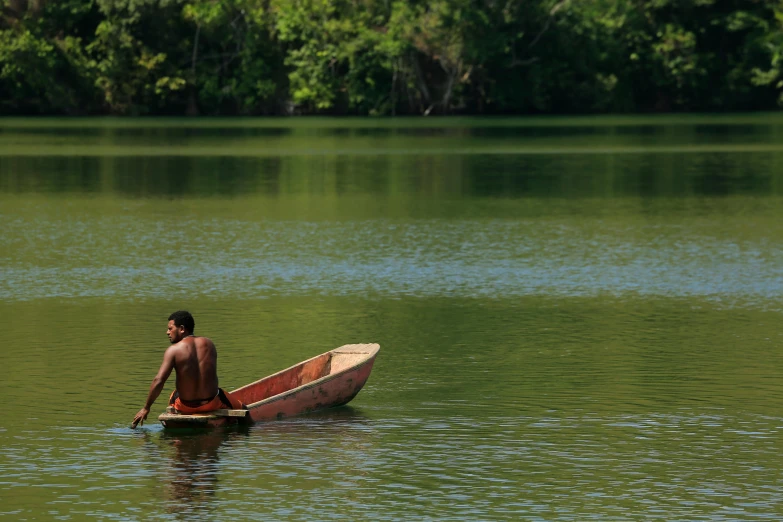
<box><xmin>2</xmin><ymin>117</ymin><xmax>783</xmax><ymax>520</ymax></box>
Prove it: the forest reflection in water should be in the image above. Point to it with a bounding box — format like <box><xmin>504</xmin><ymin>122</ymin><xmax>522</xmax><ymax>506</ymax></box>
<box><xmin>2</xmin><ymin>151</ymin><xmax>783</xmax><ymax>201</ymax></box>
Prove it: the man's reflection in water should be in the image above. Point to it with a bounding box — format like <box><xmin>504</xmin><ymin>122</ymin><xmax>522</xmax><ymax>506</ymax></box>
<box><xmin>159</xmin><ymin>428</ymin><xmax>249</xmax><ymax>515</ymax></box>
<box><xmin>154</xmin><ymin>407</ymin><xmax>371</xmax><ymax>517</ymax></box>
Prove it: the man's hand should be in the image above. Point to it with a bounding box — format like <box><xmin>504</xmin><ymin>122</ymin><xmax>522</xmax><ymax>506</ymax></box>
<box><xmin>131</xmin><ymin>407</ymin><xmax>150</xmax><ymax>429</ymax></box>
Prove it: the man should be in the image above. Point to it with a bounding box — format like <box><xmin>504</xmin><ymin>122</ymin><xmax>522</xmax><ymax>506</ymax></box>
<box><xmin>131</xmin><ymin>310</ymin><xmax>243</xmax><ymax>428</ymax></box>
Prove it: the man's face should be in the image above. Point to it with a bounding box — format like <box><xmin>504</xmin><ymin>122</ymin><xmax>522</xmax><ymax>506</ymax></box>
<box><xmin>166</xmin><ymin>320</ymin><xmax>184</xmax><ymax>344</ymax></box>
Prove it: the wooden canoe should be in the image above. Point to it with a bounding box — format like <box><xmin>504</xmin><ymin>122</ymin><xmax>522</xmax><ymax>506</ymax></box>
<box><xmin>158</xmin><ymin>343</ymin><xmax>380</xmax><ymax>429</ymax></box>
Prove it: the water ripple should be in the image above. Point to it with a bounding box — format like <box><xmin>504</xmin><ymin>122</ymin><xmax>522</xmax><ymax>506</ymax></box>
<box><xmin>2</xmin><ymin>217</ymin><xmax>782</xmax><ymax>305</ymax></box>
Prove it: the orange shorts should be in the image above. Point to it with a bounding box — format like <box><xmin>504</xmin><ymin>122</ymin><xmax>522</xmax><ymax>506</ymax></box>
<box><xmin>169</xmin><ymin>388</ymin><xmax>244</xmax><ymax>414</ymax></box>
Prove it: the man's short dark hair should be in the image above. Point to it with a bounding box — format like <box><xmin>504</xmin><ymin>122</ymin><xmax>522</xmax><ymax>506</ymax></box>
<box><xmin>168</xmin><ymin>310</ymin><xmax>195</xmax><ymax>333</ymax></box>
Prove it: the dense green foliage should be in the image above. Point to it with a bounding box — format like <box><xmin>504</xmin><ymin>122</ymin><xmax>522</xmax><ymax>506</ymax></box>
<box><xmin>1</xmin><ymin>0</ymin><xmax>782</xmax><ymax>115</ymax></box>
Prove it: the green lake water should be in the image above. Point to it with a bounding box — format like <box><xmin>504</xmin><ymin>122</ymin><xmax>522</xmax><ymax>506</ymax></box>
<box><xmin>1</xmin><ymin>116</ymin><xmax>783</xmax><ymax>520</ymax></box>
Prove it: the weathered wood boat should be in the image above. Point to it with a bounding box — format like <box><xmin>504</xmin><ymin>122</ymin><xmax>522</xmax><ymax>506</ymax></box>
<box><xmin>158</xmin><ymin>343</ymin><xmax>380</xmax><ymax>429</ymax></box>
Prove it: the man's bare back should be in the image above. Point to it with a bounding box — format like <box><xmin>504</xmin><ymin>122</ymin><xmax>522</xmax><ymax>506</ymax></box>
<box><xmin>131</xmin><ymin>311</ymin><xmax>220</xmax><ymax>428</ymax></box>
<box><xmin>170</xmin><ymin>336</ymin><xmax>219</xmax><ymax>402</ymax></box>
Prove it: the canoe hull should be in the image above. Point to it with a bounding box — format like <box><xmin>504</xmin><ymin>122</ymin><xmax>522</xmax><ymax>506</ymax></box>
<box><xmin>159</xmin><ymin>343</ymin><xmax>379</xmax><ymax>429</ymax></box>
<box><xmin>247</xmin><ymin>352</ymin><xmax>375</xmax><ymax>422</ymax></box>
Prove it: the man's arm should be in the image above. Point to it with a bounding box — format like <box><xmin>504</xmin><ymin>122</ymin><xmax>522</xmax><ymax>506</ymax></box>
<box><xmin>131</xmin><ymin>347</ymin><xmax>176</xmax><ymax>428</ymax></box>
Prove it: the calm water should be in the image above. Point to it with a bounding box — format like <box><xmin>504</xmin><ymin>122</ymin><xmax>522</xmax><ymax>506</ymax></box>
<box><xmin>2</xmin><ymin>116</ymin><xmax>783</xmax><ymax>520</ymax></box>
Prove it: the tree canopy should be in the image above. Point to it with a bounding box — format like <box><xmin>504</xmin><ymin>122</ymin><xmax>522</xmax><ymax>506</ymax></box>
<box><xmin>1</xmin><ymin>0</ymin><xmax>782</xmax><ymax>115</ymax></box>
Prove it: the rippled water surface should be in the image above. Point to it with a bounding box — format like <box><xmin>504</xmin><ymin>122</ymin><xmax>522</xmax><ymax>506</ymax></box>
<box><xmin>2</xmin><ymin>117</ymin><xmax>783</xmax><ymax>520</ymax></box>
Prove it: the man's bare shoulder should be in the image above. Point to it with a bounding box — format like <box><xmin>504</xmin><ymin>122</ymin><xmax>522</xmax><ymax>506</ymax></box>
<box><xmin>163</xmin><ymin>343</ymin><xmax>184</xmax><ymax>357</ymax></box>
<box><xmin>193</xmin><ymin>336</ymin><xmax>216</xmax><ymax>347</ymax></box>
<box><xmin>167</xmin><ymin>338</ymin><xmax>197</xmax><ymax>354</ymax></box>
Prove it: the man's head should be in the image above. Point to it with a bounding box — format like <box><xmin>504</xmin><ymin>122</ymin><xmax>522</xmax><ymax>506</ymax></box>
<box><xmin>167</xmin><ymin>310</ymin><xmax>195</xmax><ymax>343</ymax></box>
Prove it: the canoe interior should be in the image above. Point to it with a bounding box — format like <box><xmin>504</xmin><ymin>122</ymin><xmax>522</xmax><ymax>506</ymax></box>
<box><xmin>229</xmin><ymin>344</ymin><xmax>377</xmax><ymax>407</ymax></box>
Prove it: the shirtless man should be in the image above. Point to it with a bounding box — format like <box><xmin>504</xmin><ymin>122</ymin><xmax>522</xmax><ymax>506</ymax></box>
<box><xmin>131</xmin><ymin>310</ymin><xmax>242</xmax><ymax>428</ymax></box>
